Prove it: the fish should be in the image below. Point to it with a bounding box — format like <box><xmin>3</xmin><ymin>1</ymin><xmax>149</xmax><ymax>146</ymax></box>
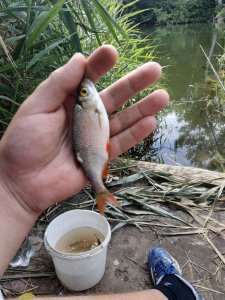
<box><xmin>72</xmin><ymin>78</ymin><xmax>120</xmax><ymax>213</ymax></box>
<box><xmin>66</xmin><ymin>234</ymin><xmax>102</xmax><ymax>253</ymax></box>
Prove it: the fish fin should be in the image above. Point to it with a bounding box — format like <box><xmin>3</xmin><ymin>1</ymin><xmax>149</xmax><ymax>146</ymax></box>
<box><xmin>95</xmin><ymin>107</ymin><xmax>102</xmax><ymax>129</ymax></box>
<box><xmin>106</xmin><ymin>139</ymin><xmax>110</xmax><ymax>154</ymax></box>
<box><xmin>102</xmin><ymin>163</ymin><xmax>108</xmax><ymax>179</ymax></box>
<box><xmin>102</xmin><ymin>140</ymin><xmax>109</xmax><ymax>178</ymax></box>
<box><xmin>76</xmin><ymin>151</ymin><xmax>83</xmax><ymax>164</ymax></box>
<box><xmin>96</xmin><ymin>190</ymin><xmax>120</xmax><ymax>214</ymax></box>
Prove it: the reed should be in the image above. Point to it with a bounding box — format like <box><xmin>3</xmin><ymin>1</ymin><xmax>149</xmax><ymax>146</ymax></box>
<box><xmin>0</xmin><ymin>0</ymin><xmax>157</xmax><ymax>135</ymax></box>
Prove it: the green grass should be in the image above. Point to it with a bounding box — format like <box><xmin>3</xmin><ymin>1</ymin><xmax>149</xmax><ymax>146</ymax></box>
<box><xmin>0</xmin><ymin>0</ymin><xmax>157</xmax><ymax>135</ymax></box>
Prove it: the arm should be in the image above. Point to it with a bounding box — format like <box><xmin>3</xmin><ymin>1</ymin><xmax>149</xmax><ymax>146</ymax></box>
<box><xmin>0</xmin><ymin>182</ymin><xmax>37</xmax><ymax>275</ymax></box>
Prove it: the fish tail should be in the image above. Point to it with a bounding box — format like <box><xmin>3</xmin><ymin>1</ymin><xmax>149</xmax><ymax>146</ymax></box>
<box><xmin>96</xmin><ymin>189</ymin><xmax>120</xmax><ymax>214</ymax></box>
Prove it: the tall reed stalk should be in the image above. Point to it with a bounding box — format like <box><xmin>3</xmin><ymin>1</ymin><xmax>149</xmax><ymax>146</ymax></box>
<box><xmin>0</xmin><ymin>0</ymin><xmax>156</xmax><ymax>135</ymax></box>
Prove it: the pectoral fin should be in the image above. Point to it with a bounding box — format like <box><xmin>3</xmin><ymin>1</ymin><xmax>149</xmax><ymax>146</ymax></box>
<box><xmin>95</xmin><ymin>107</ymin><xmax>102</xmax><ymax>129</ymax></box>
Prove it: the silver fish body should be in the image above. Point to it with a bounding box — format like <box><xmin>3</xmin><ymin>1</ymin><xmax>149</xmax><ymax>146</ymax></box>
<box><xmin>72</xmin><ymin>78</ymin><xmax>119</xmax><ymax>213</ymax></box>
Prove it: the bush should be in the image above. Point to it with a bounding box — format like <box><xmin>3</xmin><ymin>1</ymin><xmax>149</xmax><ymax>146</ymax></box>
<box><xmin>124</xmin><ymin>0</ymin><xmax>217</xmax><ymax>26</ymax></box>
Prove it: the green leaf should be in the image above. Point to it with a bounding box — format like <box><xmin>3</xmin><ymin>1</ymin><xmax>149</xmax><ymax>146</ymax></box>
<box><xmin>0</xmin><ymin>36</ymin><xmax>17</xmax><ymax>71</ymax></box>
<box><xmin>0</xmin><ymin>83</ymin><xmax>14</xmax><ymax>96</ymax></box>
<box><xmin>91</xmin><ymin>0</ymin><xmax>128</xmax><ymax>43</ymax></box>
<box><xmin>27</xmin><ymin>36</ymin><xmax>70</xmax><ymax>69</ymax></box>
<box><xmin>0</xmin><ymin>118</ymin><xmax>9</xmax><ymax>126</ymax></box>
<box><xmin>0</xmin><ymin>63</ymin><xmax>15</xmax><ymax>73</ymax></box>
<box><xmin>26</xmin><ymin>0</ymin><xmax>66</xmax><ymax>48</ymax></box>
<box><xmin>111</xmin><ymin>222</ymin><xmax>127</xmax><ymax>233</ymax></box>
<box><xmin>61</xmin><ymin>4</ymin><xmax>82</xmax><ymax>53</ymax></box>
<box><xmin>122</xmin><ymin>0</ymin><xmax>139</xmax><ymax>10</ymax></box>
<box><xmin>1</xmin><ymin>0</ymin><xmax>9</xmax><ymax>6</ymax></box>
<box><xmin>80</xmin><ymin>0</ymin><xmax>101</xmax><ymax>45</ymax></box>
<box><xmin>5</xmin><ymin>35</ymin><xmax>26</xmax><ymax>45</ymax></box>
<box><xmin>107</xmin><ymin>172</ymin><xmax>144</xmax><ymax>186</ymax></box>
<box><xmin>0</xmin><ymin>6</ymin><xmax>47</xmax><ymax>14</ymax></box>
<box><xmin>0</xmin><ymin>105</ymin><xmax>12</xmax><ymax>116</ymax></box>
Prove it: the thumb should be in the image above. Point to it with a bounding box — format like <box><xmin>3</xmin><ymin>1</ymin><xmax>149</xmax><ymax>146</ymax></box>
<box><xmin>21</xmin><ymin>53</ymin><xmax>86</xmax><ymax>114</ymax></box>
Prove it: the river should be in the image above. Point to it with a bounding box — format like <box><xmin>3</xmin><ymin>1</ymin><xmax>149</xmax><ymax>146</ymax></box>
<box><xmin>144</xmin><ymin>23</ymin><xmax>225</xmax><ymax>172</ymax></box>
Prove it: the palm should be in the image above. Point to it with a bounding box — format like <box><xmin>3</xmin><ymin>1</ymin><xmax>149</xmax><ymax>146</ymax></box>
<box><xmin>0</xmin><ymin>46</ymin><xmax>168</xmax><ymax>213</ymax></box>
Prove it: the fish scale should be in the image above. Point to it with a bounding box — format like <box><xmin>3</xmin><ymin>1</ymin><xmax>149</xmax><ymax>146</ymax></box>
<box><xmin>72</xmin><ymin>78</ymin><xmax>120</xmax><ymax>213</ymax></box>
<box><xmin>73</xmin><ymin>107</ymin><xmax>107</xmax><ymax>186</ymax></box>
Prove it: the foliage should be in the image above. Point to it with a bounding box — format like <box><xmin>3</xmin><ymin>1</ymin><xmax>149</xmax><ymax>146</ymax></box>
<box><xmin>124</xmin><ymin>0</ymin><xmax>217</xmax><ymax>26</ymax></box>
<box><xmin>0</xmin><ymin>0</ymin><xmax>157</xmax><ymax>135</ymax></box>
<box><xmin>215</xmin><ymin>6</ymin><xmax>225</xmax><ymax>21</ymax></box>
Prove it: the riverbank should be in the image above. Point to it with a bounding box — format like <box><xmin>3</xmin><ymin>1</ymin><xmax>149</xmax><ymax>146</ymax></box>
<box><xmin>1</xmin><ymin>159</ymin><xmax>225</xmax><ymax>299</ymax></box>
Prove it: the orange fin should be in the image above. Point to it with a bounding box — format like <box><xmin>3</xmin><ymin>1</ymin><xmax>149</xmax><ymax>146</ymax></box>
<box><xmin>106</xmin><ymin>139</ymin><xmax>110</xmax><ymax>154</ymax></box>
<box><xmin>102</xmin><ymin>163</ymin><xmax>108</xmax><ymax>179</ymax></box>
<box><xmin>96</xmin><ymin>190</ymin><xmax>121</xmax><ymax>214</ymax></box>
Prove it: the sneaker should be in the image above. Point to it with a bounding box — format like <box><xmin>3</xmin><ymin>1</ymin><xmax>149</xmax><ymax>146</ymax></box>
<box><xmin>148</xmin><ymin>247</ymin><xmax>202</xmax><ymax>300</ymax></box>
<box><xmin>149</xmin><ymin>247</ymin><xmax>181</xmax><ymax>285</ymax></box>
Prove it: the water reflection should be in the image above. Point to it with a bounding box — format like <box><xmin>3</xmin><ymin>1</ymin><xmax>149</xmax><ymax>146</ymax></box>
<box><xmin>145</xmin><ymin>23</ymin><xmax>225</xmax><ymax>171</ymax></box>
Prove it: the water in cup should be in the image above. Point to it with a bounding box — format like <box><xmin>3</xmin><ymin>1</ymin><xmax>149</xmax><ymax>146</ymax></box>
<box><xmin>55</xmin><ymin>226</ymin><xmax>104</xmax><ymax>254</ymax></box>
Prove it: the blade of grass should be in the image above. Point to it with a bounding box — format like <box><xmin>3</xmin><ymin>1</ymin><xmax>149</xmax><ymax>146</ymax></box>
<box><xmin>195</xmin><ymin>285</ymin><xmax>224</xmax><ymax>295</ymax></box>
<box><xmin>0</xmin><ymin>36</ymin><xmax>17</xmax><ymax>71</ymax></box>
<box><xmin>26</xmin><ymin>0</ymin><xmax>66</xmax><ymax>48</ymax></box>
<box><xmin>163</xmin><ymin>229</ymin><xmax>208</xmax><ymax>236</ymax></box>
<box><xmin>5</xmin><ymin>35</ymin><xmax>26</xmax><ymax>44</ymax></box>
<box><xmin>61</xmin><ymin>4</ymin><xmax>82</xmax><ymax>52</ymax></box>
<box><xmin>203</xmin><ymin>180</ymin><xmax>225</xmax><ymax>228</ymax></box>
<box><xmin>80</xmin><ymin>0</ymin><xmax>101</xmax><ymax>45</ymax></box>
<box><xmin>200</xmin><ymin>45</ymin><xmax>225</xmax><ymax>93</ymax></box>
<box><xmin>108</xmin><ymin>172</ymin><xmax>144</xmax><ymax>186</ymax></box>
<box><xmin>27</xmin><ymin>35</ymin><xmax>73</xmax><ymax>69</ymax></box>
<box><xmin>195</xmin><ymin>185</ymin><xmax>220</xmax><ymax>204</ymax></box>
<box><xmin>1</xmin><ymin>272</ymin><xmax>56</xmax><ymax>281</ymax></box>
<box><xmin>91</xmin><ymin>0</ymin><xmax>128</xmax><ymax>43</ymax></box>
<box><xmin>0</xmin><ymin>6</ymin><xmax>49</xmax><ymax>14</ymax></box>
<box><xmin>0</xmin><ymin>95</ymin><xmax>20</xmax><ymax>107</ymax></box>
<box><xmin>203</xmin><ymin>233</ymin><xmax>225</xmax><ymax>265</ymax></box>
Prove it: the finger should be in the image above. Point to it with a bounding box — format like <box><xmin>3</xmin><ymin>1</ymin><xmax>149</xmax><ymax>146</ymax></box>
<box><xmin>109</xmin><ymin>89</ymin><xmax>169</xmax><ymax>137</ymax></box>
<box><xmin>20</xmin><ymin>45</ymin><xmax>118</xmax><ymax>115</ymax></box>
<box><xmin>64</xmin><ymin>45</ymin><xmax>118</xmax><ymax>118</ymax></box>
<box><xmin>86</xmin><ymin>45</ymin><xmax>118</xmax><ymax>83</ymax></box>
<box><xmin>21</xmin><ymin>53</ymin><xmax>87</xmax><ymax>114</ymax></box>
<box><xmin>109</xmin><ymin>116</ymin><xmax>157</xmax><ymax>160</ymax></box>
<box><xmin>100</xmin><ymin>62</ymin><xmax>162</xmax><ymax>114</ymax></box>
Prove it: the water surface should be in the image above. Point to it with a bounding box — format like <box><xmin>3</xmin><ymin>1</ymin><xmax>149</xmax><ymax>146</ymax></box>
<box><xmin>145</xmin><ymin>23</ymin><xmax>225</xmax><ymax>171</ymax></box>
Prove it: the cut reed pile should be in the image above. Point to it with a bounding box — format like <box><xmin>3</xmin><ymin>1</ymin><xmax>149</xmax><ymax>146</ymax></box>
<box><xmin>39</xmin><ymin>160</ymin><xmax>225</xmax><ymax>265</ymax></box>
<box><xmin>1</xmin><ymin>161</ymin><xmax>225</xmax><ymax>297</ymax></box>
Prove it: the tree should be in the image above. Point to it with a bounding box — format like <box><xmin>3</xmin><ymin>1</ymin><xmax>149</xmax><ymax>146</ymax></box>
<box><xmin>124</xmin><ymin>0</ymin><xmax>217</xmax><ymax>25</ymax></box>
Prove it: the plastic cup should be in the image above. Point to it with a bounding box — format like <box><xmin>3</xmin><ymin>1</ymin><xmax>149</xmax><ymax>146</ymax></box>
<box><xmin>44</xmin><ymin>209</ymin><xmax>111</xmax><ymax>291</ymax></box>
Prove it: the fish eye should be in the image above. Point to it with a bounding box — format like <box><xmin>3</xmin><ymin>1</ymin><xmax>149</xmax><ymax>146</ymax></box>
<box><xmin>80</xmin><ymin>87</ymin><xmax>88</xmax><ymax>97</ymax></box>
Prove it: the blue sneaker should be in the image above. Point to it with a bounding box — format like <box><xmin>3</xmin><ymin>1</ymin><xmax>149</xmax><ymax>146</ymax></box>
<box><xmin>149</xmin><ymin>247</ymin><xmax>181</xmax><ymax>285</ymax></box>
<box><xmin>148</xmin><ymin>247</ymin><xmax>202</xmax><ymax>300</ymax></box>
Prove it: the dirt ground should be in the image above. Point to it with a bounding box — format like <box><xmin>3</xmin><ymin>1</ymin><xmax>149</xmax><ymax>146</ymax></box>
<box><xmin>1</xmin><ymin>212</ymin><xmax>225</xmax><ymax>299</ymax></box>
<box><xmin>1</xmin><ymin>161</ymin><xmax>225</xmax><ymax>299</ymax></box>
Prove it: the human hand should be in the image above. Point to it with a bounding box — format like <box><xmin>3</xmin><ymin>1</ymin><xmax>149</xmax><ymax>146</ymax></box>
<box><xmin>0</xmin><ymin>45</ymin><xmax>168</xmax><ymax>216</ymax></box>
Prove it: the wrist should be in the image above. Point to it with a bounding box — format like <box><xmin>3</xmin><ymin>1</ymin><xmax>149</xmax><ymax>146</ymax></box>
<box><xmin>0</xmin><ymin>176</ymin><xmax>38</xmax><ymax>224</ymax></box>
<box><xmin>0</xmin><ymin>161</ymin><xmax>40</xmax><ymax>218</ymax></box>
<box><xmin>0</xmin><ymin>175</ymin><xmax>38</xmax><ymax>276</ymax></box>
